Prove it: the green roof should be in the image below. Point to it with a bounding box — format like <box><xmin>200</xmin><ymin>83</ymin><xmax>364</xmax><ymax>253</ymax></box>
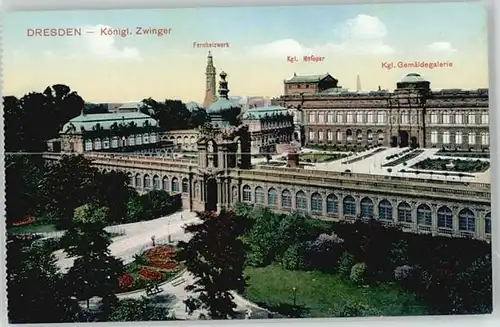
<box><xmin>285</xmin><ymin>73</ymin><xmax>331</xmax><ymax>83</ymax></box>
<box><xmin>61</xmin><ymin>112</ymin><xmax>158</xmax><ymax>134</ymax></box>
<box><xmin>400</xmin><ymin>73</ymin><xmax>427</xmax><ymax>83</ymax></box>
<box><xmin>206</xmin><ymin>98</ymin><xmax>241</xmax><ymax>114</ymax></box>
<box><xmin>241</xmin><ymin>105</ymin><xmax>290</xmax><ymax>120</ymax></box>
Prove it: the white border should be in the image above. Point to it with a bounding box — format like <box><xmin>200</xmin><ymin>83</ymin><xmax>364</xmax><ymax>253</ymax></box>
<box><xmin>0</xmin><ymin>0</ymin><xmax>498</xmax><ymax>326</ymax></box>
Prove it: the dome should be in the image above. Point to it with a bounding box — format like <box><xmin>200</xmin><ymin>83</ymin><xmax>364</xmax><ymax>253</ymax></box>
<box><xmin>400</xmin><ymin>73</ymin><xmax>427</xmax><ymax>83</ymax></box>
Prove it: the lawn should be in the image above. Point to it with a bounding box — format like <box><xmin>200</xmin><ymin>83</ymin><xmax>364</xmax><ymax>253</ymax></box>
<box><xmin>244</xmin><ymin>265</ymin><xmax>428</xmax><ymax>318</ymax></box>
<box><xmin>7</xmin><ymin>221</ymin><xmax>58</xmax><ymax>235</ymax></box>
<box><xmin>411</xmin><ymin>158</ymin><xmax>489</xmax><ymax>173</ymax></box>
<box><xmin>119</xmin><ymin>245</ymin><xmax>184</xmax><ymax>293</ymax></box>
<box><xmin>300</xmin><ymin>153</ymin><xmax>348</xmax><ymax>163</ymax></box>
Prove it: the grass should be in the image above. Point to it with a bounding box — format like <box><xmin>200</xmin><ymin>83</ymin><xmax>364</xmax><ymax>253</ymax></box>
<box><xmin>244</xmin><ymin>265</ymin><xmax>428</xmax><ymax>318</ymax></box>
<box><xmin>7</xmin><ymin>221</ymin><xmax>58</xmax><ymax>235</ymax></box>
<box><xmin>300</xmin><ymin>153</ymin><xmax>348</xmax><ymax>163</ymax></box>
<box><xmin>412</xmin><ymin>158</ymin><xmax>490</xmax><ymax>173</ymax></box>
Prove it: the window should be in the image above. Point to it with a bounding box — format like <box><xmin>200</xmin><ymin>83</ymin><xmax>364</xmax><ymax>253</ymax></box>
<box><xmin>135</xmin><ymin>174</ymin><xmax>142</xmax><ymax>188</ymax></box>
<box><xmin>336</xmin><ymin>130</ymin><xmax>343</xmax><ymax>141</ymax></box>
<box><xmin>377</xmin><ymin>112</ymin><xmax>386</xmax><ymax>124</ymax></box>
<box><xmin>136</xmin><ymin>135</ymin><xmax>142</xmax><ymax>145</ymax></box>
<box><xmin>150</xmin><ymin>133</ymin><xmax>157</xmax><ymax>143</ymax></box>
<box><xmin>416</xmin><ymin>204</ymin><xmax>431</xmax><ymax>225</ymax></box>
<box><xmin>442</xmin><ymin>113</ymin><xmax>450</xmax><ymax>124</ymax></box>
<box><xmin>398</xmin><ymin>202</ymin><xmax>413</xmax><ymax>223</ymax></box>
<box><xmin>485</xmin><ymin>213</ymin><xmax>491</xmax><ymax>234</ymax></box>
<box><xmin>468</xmin><ymin>113</ymin><xmax>476</xmax><ymax>124</ymax></box>
<box><xmin>311</xmin><ymin>193</ymin><xmax>323</xmax><ymax>213</ymax></box>
<box><xmin>308</xmin><ymin>112</ymin><xmax>315</xmax><ymax>123</ymax></box>
<box><xmin>171</xmin><ymin>178</ymin><xmax>179</xmax><ymax>193</ymax></box>
<box><xmin>431</xmin><ymin>131</ymin><xmax>438</xmax><ymax>144</ymax></box>
<box><xmin>455</xmin><ymin>131</ymin><xmax>463</xmax><ymax>144</ymax></box>
<box><xmin>431</xmin><ymin>113</ymin><xmax>438</xmax><ymax>124</ymax></box>
<box><xmin>481</xmin><ymin>132</ymin><xmax>489</xmax><ymax>145</ymax></box>
<box><xmin>326</xmin><ymin>194</ymin><xmax>338</xmax><ymax>214</ymax></box>
<box><xmin>481</xmin><ymin>113</ymin><xmax>489</xmax><ymax>125</ymax></box>
<box><xmin>281</xmin><ymin>190</ymin><xmax>292</xmax><ymax>209</ymax></box>
<box><xmin>356</xmin><ymin>112</ymin><xmax>363</xmax><ymax>124</ymax></box>
<box><xmin>308</xmin><ymin>131</ymin><xmax>315</xmax><ymax>141</ymax></box>
<box><xmin>367</xmin><ymin>131</ymin><xmax>373</xmax><ymax>141</ymax></box>
<box><xmin>153</xmin><ymin>175</ymin><xmax>160</xmax><ymax>189</ymax></box>
<box><xmin>318</xmin><ymin>131</ymin><xmax>324</xmax><ymax>141</ymax></box>
<box><xmin>143</xmin><ymin>175</ymin><xmax>151</xmax><ymax>190</ymax></box>
<box><xmin>111</xmin><ymin>137</ymin><xmax>118</xmax><ymax>148</ymax></box>
<box><xmin>367</xmin><ymin>112</ymin><xmax>374</xmax><ymax>123</ymax></box>
<box><xmin>378</xmin><ymin>200</ymin><xmax>393</xmax><ymax>220</ymax></box>
<box><xmin>442</xmin><ymin>131</ymin><xmax>450</xmax><ymax>144</ymax></box>
<box><xmin>162</xmin><ymin>177</ymin><xmax>169</xmax><ymax>191</ymax></box>
<box><xmin>267</xmin><ymin>188</ymin><xmax>278</xmax><ymax>207</ymax></box>
<box><xmin>343</xmin><ymin>196</ymin><xmax>356</xmax><ymax>216</ymax></box>
<box><xmin>94</xmin><ymin>138</ymin><xmax>102</xmax><ymax>150</ymax></box>
<box><xmin>255</xmin><ymin>187</ymin><xmax>264</xmax><ymax>204</ymax></box>
<box><xmin>327</xmin><ymin>130</ymin><xmax>333</xmax><ymax>141</ymax></box>
<box><xmin>458</xmin><ymin>209</ymin><xmax>475</xmax><ymax>232</ymax></box>
<box><xmin>346</xmin><ymin>113</ymin><xmax>353</xmax><ymax>123</ymax></box>
<box><xmin>295</xmin><ymin>191</ymin><xmax>307</xmax><ymax>211</ymax></box>
<box><xmin>318</xmin><ymin>112</ymin><xmax>325</xmax><ymax>123</ymax></box>
<box><xmin>103</xmin><ymin>138</ymin><xmax>110</xmax><ymax>149</ymax></box>
<box><xmin>242</xmin><ymin>185</ymin><xmax>252</xmax><ymax>202</ymax></box>
<box><xmin>455</xmin><ymin>113</ymin><xmax>463</xmax><ymax>124</ymax></box>
<box><xmin>401</xmin><ymin>112</ymin><xmax>409</xmax><ymax>124</ymax></box>
<box><xmin>327</xmin><ymin>112</ymin><xmax>334</xmax><ymax>123</ymax></box>
<box><xmin>437</xmin><ymin>206</ymin><xmax>453</xmax><ymax>229</ymax></box>
<box><xmin>182</xmin><ymin>178</ymin><xmax>189</xmax><ymax>193</ymax></box>
<box><xmin>346</xmin><ymin>130</ymin><xmax>353</xmax><ymax>142</ymax></box>
<box><xmin>143</xmin><ymin>133</ymin><xmax>150</xmax><ymax>144</ymax></box>
<box><xmin>84</xmin><ymin>139</ymin><xmax>93</xmax><ymax>151</ymax></box>
<box><xmin>336</xmin><ymin>112</ymin><xmax>343</xmax><ymax>123</ymax></box>
<box><xmin>128</xmin><ymin>135</ymin><xmax>135</xmax><ymax>146</ymax></box>
<box><xmin>468</xmin><ymin>132</ymin><xmax>476</xmax><ymax>145</ymax></box>
<box><xmin>360</xmin><ymin>198</ymin><xmax>374</xmax><ymax>218</ymax></box>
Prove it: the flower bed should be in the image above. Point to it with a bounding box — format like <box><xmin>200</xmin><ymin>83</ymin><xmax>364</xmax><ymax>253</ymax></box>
<box><xmin>383</xmin><ymin>150</ymin><xmax>424</xmax><ymax>167</ymax></box>
<box><xmin>146</xmin><ymin>245</ymin><xmax>176</xmax><ymax>260</ymax></box>
<box><xmin>118</xmin><ymin>273</ymin><xmax>134</xmax><ymax>289</ymax></box>
<box><xmin>149</xmin><ymin>261</ymin><xmax>179</xmax><ymax>270</ymax></box>
<box><xmin>411</xmin><ymin>158</ymin><xmax>489</xmax><ymax>173</ymax></box>
<box><xmin>138</xmin><ymin>267</ymin><xmax>163</xmax><ymax>281</ymax></box>
<box><xmin>11</xmin><ymin>216</ymin><xmax>35</xmax><ymax>226</ymax></box>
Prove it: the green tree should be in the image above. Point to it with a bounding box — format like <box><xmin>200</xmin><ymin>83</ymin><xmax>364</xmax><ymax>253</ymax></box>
<box><xmin>107</xmin><ymin>297</ymin><xmax>175</xmax><ymax>321</ymax></box>
<box><xmin>219</xmin><ymin>106</ymin><xmax>242</xmax><ymax>126</ymax></box>
<box><xmin>177</xmin><ymin>210</ymin><xmax>251</xmax><ymax>319</ymax></box>
<box><xmin>7</xmin><ymin>240</ymin><xmax>82</xmax><ymax>323</ymax></box>
<box><xmin>61</xmin><ymin>204</ymin><xmax>124</xmax><ymax>309</ymax></box>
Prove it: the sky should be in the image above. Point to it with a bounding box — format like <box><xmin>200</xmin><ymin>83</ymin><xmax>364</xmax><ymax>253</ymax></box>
<box><xmin>2</xmin><ymin>2</ymin><xmax>488</xmax><ymax>103</ymax></box>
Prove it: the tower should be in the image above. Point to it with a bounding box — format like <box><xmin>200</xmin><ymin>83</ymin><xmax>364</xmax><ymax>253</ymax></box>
<box><xmin>356</xmin><ymin>74</ymin><xmax>361</xmax><ymax>92</ymax></box>
<box><xmin>218</xmin><ymin>71</ymin><xmax>229</xmax><ymax>99</ymax></box>
<box><xmin>203</xmin><ymin>51</ymin><xmax>217</xmax><ymax>108</ymax></box>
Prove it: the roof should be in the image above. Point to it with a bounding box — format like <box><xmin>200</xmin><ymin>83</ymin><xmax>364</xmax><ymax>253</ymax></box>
<box><xmin>206</xmin><ymin>98</ymin><xmax>241</xmax><ymax>114</ymax></box>
<box><xmin>285</xmin><ymin>73</ymin><xmax>331</xmax><ymax>83</ymax></box>
<box><xmin>241</xmin><ymin>105</ymin><xmax>290</xmax><ymax>120</ymax></box>
<box><xmin>185</xmin><ymin>101</ymin><xmax>202</xmax><ymax>111</ymax></box>
<box><xmin>400</xmin><ymin>73</ymin><xmax>428</xmax><ymax>83</ymax></box>
<box><xmin>60</xmin><ymin>112</ymin><xmax>158</xmax><ymax>134</ymax></box>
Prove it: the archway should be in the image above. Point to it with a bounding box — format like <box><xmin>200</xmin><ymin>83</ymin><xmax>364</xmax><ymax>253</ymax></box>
<box><xmin>390</xmin><ymin>136</ymin><xmax>398</xmax><ymax>147</ymax></box>
<box><xmin>399</xmin><ymin>131</ymin><xmax>409</xmax><ymax>147</ymax></box>
<box><xmin>294</xmin><ymin>131</ymin><xmax>299</xmax><ymax>141</ymax></box>
<box><xmin>205</xmin><ymin>178</ymin><xmax>218</xmax><ymax>212</ymax></box>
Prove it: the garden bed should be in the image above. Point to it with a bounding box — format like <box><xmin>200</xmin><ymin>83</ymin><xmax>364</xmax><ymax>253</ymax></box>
<box><xmin>435</xmin><ymin>150</ymin><xmax>490</xmax><ymax>159</ymax></box>
<box><xmin>341</xmin><ymin>148</ymin><xmax>385</xmax><ymax>165</ymax></box>
<box><xmin>300</xmin><ymin>153</ymin><xmax>349</xmax><ymax>163</ymax></box>
<box><xmin>382</xmin><ymin>150</ymin><xmax>424</xmax><ymax>167</ymax></box>
<box><xmin>118</xmin><ymin>245</ymin><xmax>183</xmax><ymax>293</ymax></box>
<box><xmin>411</xmin><ymin>158</ymin><xmax>489</xmax><ymax>173</ymax></box>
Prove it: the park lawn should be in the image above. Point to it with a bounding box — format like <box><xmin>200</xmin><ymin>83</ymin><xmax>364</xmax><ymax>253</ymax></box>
<box><xmin>7</xmin><ymin>221</ymin><xmax>57</xmax><ymax>234</ymax></box>
<box><xmin>244</xmin><ymin>265</ymin><xmax>429</xmax><ymax>318</ymax></box>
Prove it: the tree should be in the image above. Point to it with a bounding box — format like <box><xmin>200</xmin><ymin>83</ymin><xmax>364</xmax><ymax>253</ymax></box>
<box><xmin>61</xmin><ymin>204</ymin><xmax>124</xmax><ymax>309</ymax></box>
<box><xmin>177</xmin><ymin>210</ymin><xmax>251</xmax><ymax>319</ymax></box>
<box><xmin>219</xmin><ymin>106</ymin><xmax>241</xmax><ymax>126</ymax></box>
<box><xmin>107</xmin><ymin>297</ymin><xmax>176</xmax><ymax>321</ymax></box>
<box><xmin>7</xmin><ymin>240</ymin><xmax>82</xmax><ymax>323</ymax></box>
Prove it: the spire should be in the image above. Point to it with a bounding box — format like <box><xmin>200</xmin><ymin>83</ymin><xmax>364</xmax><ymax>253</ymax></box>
<box><xmin>218</xmin><ymin>71</ymin><xmax>229</xmax><ymax>99</ymax></box>
<box><xmin>356</xmin><ymin>74</ymin><xmax>361</xmax><ymax>92</ymax></box>
<box><xmin>203</xmin><ymin>52</ymin><xmax>217</xmax><ymax>108</ymax></box>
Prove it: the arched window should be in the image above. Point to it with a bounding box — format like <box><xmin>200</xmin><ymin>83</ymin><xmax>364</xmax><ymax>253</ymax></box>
<box><xmin>94</xmin><ymin>138</ymin><xmax>102</xmax><ymax>150</ymax></box>
<box><xmin>485</xmin><ymin>212</ymin><xmax>491</xmax><ymax>234</ymax></box>
<box><xmin>162</xmin><ymin>176</ymin><xmax>169</xmax><ymax>191</ymax></box>
<box><xmin>360</xmin><ymin>197</ymin><xmax>374</xmax><ymax>218</ymax></box>
<box><xmin>326</xmin><ymin>194</ymin><xmax>338</xmax><ymax>214</ymax></box>
<box><xmin>84</xmin><ymin>139</ymin><xmax>93</xmax><ymax>151</ymax></box>
<box><xmin>378</xmin><ymin>200</ymin><xmax>393</xmax><ymax>220</ymax></box>
<box><xmin>135</xmin><ymin>174</ymin><xmax>142</xmax><ymax>188</ymax></box>
<box><xmin>398</xmin><ymin>202</ymin><xmax>413</xmax><ymax>223</ymax></box>
<box><xmin>182</xmin><ymin>178</ymin><xmax>189</xmax><ymax>193</ymax></box>
<box><xmin>255</xmin><ymin>187</ymin><xmax>264</xmax><ymax>204</ymax></box>
<box><xmin>295</xmin><ymin>191</ymin><xmax>307</xmax><ymax>211</ymax></box>
<box><xmin>437</xmin><ymin>206</ymin><xmax>453</xmax><ymax>229</ymax></box>
<box><xmin>102</xmin><ymin>137</ymin><xmax>110</xmax><ymax>149</ymax></box>
<box><xmin>136</xmin><ymin>134</ymin><xmax>142</xmax><ymax>145</ymax></box>
<box><xmin>242</xmin><ymin>185</ymin><xmax>252</xmax><ymax>202</ymax></box>
<box><xmin>111</xmin><ymin>136</ymin><xmax>119</xmax><ymax>148</ymax></box>
<box><xmin>153</xmin><ymin>175</ymin><xmax>160</xmax><ymax>189</ymax></box>
<box><xmin>311</xmin><ymin>193</ymin><xmax>323</xmax><ymax>213</ymax></box>
<box><xmin>267</xmin><ymin>188</ymin><xmax>278</xmax><ymax>207</ymax></box>
<box><xmin>281</xmin><ymin>190</ymin><xmax>292</xmax><ymax>209</ymax></box>
<box><xmin>171</xmin><ymin>177</ymin><xmax>179</xmax><ymax>193</ymax></box>
<box><xmin>343</xmin><ymin>196</ymin><xmax>356</xmax><ymax>216</ymax></box>
<box><xmin>458</xmin><ymin>209</ymin><xmax>475</xmax><ymax>232</ymax></box>
<box><xmin>416</xmin><ymin>204</ymin><xmax>431</xmax><ymax>225</ymax></box>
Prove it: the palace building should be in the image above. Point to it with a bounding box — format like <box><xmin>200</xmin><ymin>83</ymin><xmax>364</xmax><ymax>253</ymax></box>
<box><xmin>273</xmin><ymin>73</ymin><xmax>489</xmax><ymax>151</ymax></box>
<box><xmin>44</xmin><ymin>54</ymin><xmax>491</xmax><ymax>242</ymax></box>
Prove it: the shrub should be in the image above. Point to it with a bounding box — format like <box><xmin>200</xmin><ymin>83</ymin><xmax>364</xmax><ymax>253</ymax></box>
<box><xmin>394</xmin><ymin>265</ymin><xmax>414</xmax><ymax>282</ymax></box>
<box><xmin>338</xmin><ymin>252</ymin><xmax>356</xmax><ymax>277</ymax></box>
<box><xmin>307</xmin><ymin>232</ymin><xmax>345</xmax><ymax>272</ymax></box>
<box><xmin>281</xmin><ymin>243</ymin><xmax>308</xmax><ymax>271</ymax></box>
<box><xmin>350</xmin><ymin>262</ymin><xmax>367</xmax><ymax>285</ymax></box>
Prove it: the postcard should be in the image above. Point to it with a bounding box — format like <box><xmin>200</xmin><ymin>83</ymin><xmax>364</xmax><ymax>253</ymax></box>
<box><xmin>2</xmin><ymin>1</ymin><xmax>492</xmax><ymax>323</ymax></box>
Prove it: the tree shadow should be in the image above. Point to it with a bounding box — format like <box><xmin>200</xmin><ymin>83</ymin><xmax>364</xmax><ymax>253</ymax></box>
<box><xmin>147</xmin><ymin>293</ymin><xmax>177</xmax><ymax>307</ymax></box>
<box><xmin>255</xmin><ymin>302</ymin><xmax>310</xmax><ymax>318</ymax></box>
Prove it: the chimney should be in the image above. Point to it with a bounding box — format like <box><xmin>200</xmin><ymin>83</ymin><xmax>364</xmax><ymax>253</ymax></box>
<box><xmin>287</xmin><ymin>150</ymin><xmax>300</xmax><ymax>168</ymax></box>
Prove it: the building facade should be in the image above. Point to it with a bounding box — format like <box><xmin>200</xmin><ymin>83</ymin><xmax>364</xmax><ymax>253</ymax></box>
<box><xmin>273</xmin><ymin>73</ymin><xmax>490</xmax><ymax>151</ymax></box>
